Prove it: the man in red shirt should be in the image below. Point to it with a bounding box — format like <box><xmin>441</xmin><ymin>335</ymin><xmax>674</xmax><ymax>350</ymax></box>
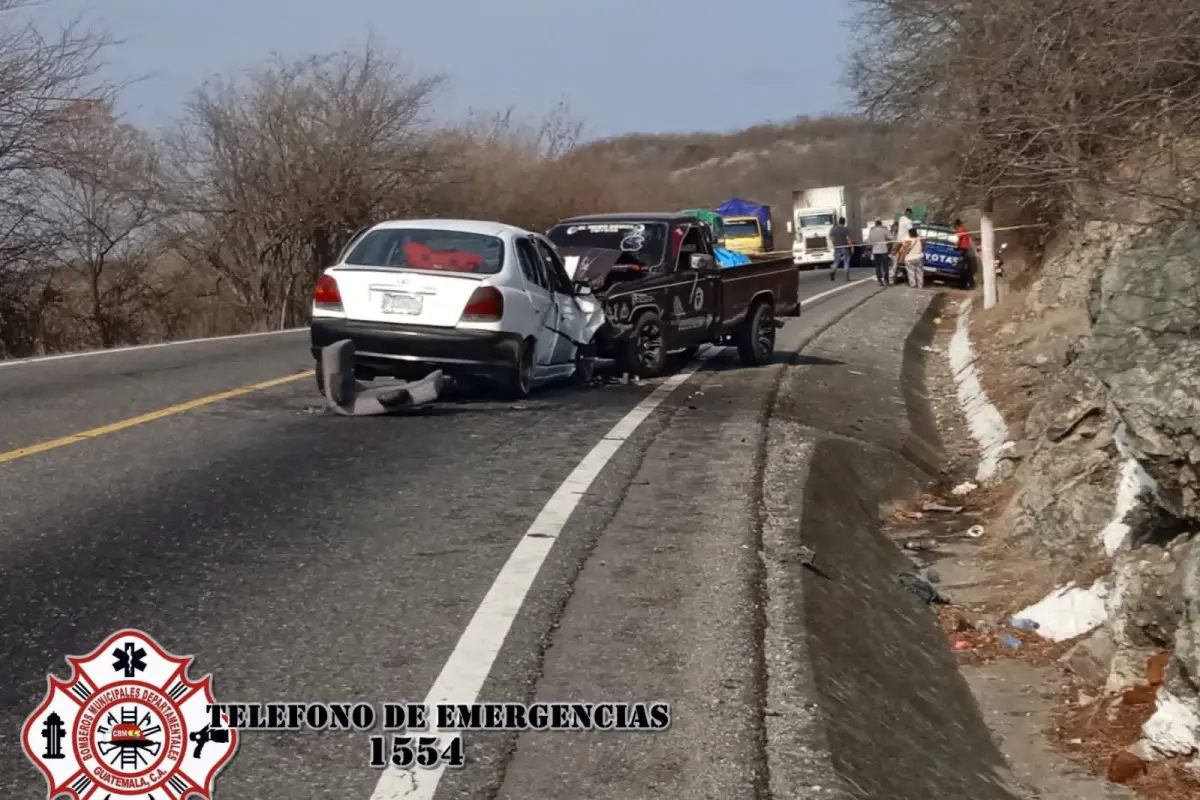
<box><xmin>954</xmin><ymin>218</ymin><xmax>977</xmax><ymax>289</ymax></box>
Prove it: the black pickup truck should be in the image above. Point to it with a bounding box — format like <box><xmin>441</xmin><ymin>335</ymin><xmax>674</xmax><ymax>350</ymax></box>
<box><xmin>547</xmin><ymin>212</ymin><xmax>800</xmax><ymax>377</ymax></box>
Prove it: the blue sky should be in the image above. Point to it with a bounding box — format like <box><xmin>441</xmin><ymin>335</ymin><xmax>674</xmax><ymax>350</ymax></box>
<box><xmin>40</xmin><ymin>0</ymin><xmax>853</xmax><ymax>140</ymax></box>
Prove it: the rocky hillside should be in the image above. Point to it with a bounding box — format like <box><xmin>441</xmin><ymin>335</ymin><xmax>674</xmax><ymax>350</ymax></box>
<box><xmin>577</xmin><ymin>116</ymin><xmax>937</xmax><ymax>247</ymax></box>
<box><xmin>980</xmin><ymin>218</ymin><xmax>1200</xmax><ymax>776</ymax></box>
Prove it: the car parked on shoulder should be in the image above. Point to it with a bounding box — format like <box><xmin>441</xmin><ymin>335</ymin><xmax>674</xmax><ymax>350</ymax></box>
<box><xmin>309</xmin><ymin>219</ymin><xmax>605</xmax><ymax>399</ymax></box>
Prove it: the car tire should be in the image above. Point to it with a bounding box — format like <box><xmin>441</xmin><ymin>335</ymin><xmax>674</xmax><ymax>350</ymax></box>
<box><xmin>502</xmin><ymin>339</ymin><xmax>534</xmax><ymax>400</ymax></box>
<box><xmin>736</xmin><ymin>301</ymin><xmax>775</xmax><ymax>366</ymax></box>
<box><xmin>623</xmin><ymin>310</ymin><xmax>667</xmax><ymax>378</ymax></box>
<box><xmin>314</xmin><ymin>358</ymin><xmax>326</xmax><ymax>396</ymax></box>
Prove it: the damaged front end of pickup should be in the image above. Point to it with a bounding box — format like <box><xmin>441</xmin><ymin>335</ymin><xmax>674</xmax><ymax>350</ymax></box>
<box><xmin>558</xmin><ymin>246</ymin><xmax>663</xmax><ymax>376</ymax></box>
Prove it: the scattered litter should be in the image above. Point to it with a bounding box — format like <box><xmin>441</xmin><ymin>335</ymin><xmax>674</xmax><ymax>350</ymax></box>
<box><xmin>922</xmin><ymin>502</ymin><xmax>964</xmax><ymax>513</ymax></box>
<box><xmin>1013</xmin><ymin>580</ymin><xmax>1110</xmax><ymax>642</ymax></box>
<box><xmin>953</xmin><ymin>640</ymin><xmax>971</xmax><ymax>650</ymax></box>
<box><xmin>898</xmin><ymin>571</ymin><xmax>950</xmax><ymax>605</ymax></box>
<box><xmin>903</xmin><ymin>538</ymin><xmax>939</xmax><ymax>552</ymax></box>
<box><xmin>797</xmin><ymin>545</ymin><xmax>816</xmax><ymax>566</ymax></box>
<box><xmin>966</xmin><ymin>524</ymin><xmax>985</xmax><ymax>539</ymax></box>
<box><xmin>1002</xmin><ymin>635</ymin><xmax>1022</xmax><ymax>649</ymax></box>
<box><xmin>848</xmin><ymin>370</ymin><xmax>864</xmax><ymax>375</ymax></box>
<box><xmin>951</xmin><ymin>480</ymin><xmax>978</xmax><ymax>496</ymax></box>
<box><xmin>1009</xmin><ymin>617</ymin><xmax>1040</xmax><ymax>631</ymax></box>
<box><xmin>895</xmin><ymin>509</ymin><xmax>925</xmax><ymax>521</ymax></box>
<box><xmin>924</xmin><ymin>568</ymin><xmax>941</xmax><ymax>584</ymax></box>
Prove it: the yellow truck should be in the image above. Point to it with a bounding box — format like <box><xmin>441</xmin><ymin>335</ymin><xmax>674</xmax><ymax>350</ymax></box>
<box><xmin>715</xmin><ymin>197</ymin><xmax>774</xmax><ymax>255</ymax></box>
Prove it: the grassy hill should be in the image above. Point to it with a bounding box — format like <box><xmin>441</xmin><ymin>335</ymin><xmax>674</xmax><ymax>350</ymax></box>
<box><xmin>577</xmin><ymin>115</ymin><xmax>937</xmax><ymax>247</ymax></box>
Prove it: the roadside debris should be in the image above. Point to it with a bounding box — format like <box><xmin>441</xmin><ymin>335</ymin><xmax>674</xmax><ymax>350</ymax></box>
<box><xmin>898</xmin><ymin>571</ymin><xmax>950</xmax><ymax>605</ymax></box>
<box><xmin>1010</xmin><ymin>617</ymin><xmax>1040</xmax><ymax>631</ymax></box>
<box><xmin>966</xmin><ymin>524</ymin><xmax>985</xmax><ymax>538</ymax></box>
<box><xmin>951</xmin><ymin>480</ymin><xmax>978</xmax><ymax>496</ymax></box>
<box><xmin>319</xmin><ymin>340</ymin><xmax>444</xmax><ymax>415</ymax></box>
<box><xmin>922</xmin><ymin>501</ymin><xmax>965</xmax><ymax>513</ymax></box>
<box><xmin>903</xmin><ymin>538</ymin><xmax>939</xmax><ymax>552</ymax></box>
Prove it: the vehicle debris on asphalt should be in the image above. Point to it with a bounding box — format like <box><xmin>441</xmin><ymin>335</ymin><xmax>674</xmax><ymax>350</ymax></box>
<box><xmin>319</xmin><ymin>340</ymin><xmax>444</xmax><ymax>415</ymax></box>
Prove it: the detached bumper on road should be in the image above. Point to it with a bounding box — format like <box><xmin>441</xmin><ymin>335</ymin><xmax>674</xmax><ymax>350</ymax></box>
<box><xmin>310</xmin><ymin>318</ymin><xmax>521</xmax><ymax>377</ymax></box>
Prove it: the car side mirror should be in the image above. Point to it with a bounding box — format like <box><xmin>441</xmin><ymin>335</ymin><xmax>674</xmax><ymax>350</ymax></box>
<box><xmin>689</xmin><ymin>253</ymin><xmax>715</xmax><ymax>270</ymax></box>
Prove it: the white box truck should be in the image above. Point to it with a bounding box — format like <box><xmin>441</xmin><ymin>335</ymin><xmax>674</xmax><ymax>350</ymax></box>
<box><xmin>787</xmin><ymin>185</ymin><xmax>863</xmax><ymax>269</ymax></box>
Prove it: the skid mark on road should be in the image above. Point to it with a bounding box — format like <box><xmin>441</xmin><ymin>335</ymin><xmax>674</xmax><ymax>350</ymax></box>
<box><xmin>0</xmin><ymin>371</ymin><xmax>312</xmax><ymax>465</ymax></box>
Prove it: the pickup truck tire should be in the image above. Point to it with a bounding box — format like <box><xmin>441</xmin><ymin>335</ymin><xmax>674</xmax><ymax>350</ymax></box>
<box><xmin>736</xmin><ymin>300</ymin><xmax>776</xmax><ymax>366</ymax></box>
<box><xmin>500</xmin><ymin>339</ymin><xmax>535</xmax><ymax>400</ymax></box>
<box><xmin>623</xmin><ymin>310</ymin><xmax>667</xmax><ymax>378</ymax></box>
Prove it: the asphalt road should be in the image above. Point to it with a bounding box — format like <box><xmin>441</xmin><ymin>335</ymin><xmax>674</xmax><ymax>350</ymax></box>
<box><xmin>0</xmin><ymin>267</ymin><xmax>880</xmax><ymax>800</ymax></box>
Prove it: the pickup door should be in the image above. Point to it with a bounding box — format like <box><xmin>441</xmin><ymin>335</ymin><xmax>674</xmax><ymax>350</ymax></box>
<box><xmin>707</xmin><ymin>256</ymin><xmax>800</xmax><ymax>334</ymax></box>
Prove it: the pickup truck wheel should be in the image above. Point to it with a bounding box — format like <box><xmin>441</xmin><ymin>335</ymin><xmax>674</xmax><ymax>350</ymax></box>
<box><xmin>501</xmin><ymin>340</ymin><xmax>534</xmax><ymax>399</ymax></box>
<box><xmin>737</xmin><ymin>301</ymin><xmax>776</xmax><ymax>366</ymax></box>
<box><xmin>624</xmin><ymin>311</ymin><xmax>667</xmax><ymax>378</ymax></box>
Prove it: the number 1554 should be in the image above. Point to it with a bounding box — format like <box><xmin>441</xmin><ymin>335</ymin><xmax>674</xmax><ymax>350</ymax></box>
<box><xmin>367</xmin><ymin>735</ymin><xmax>466</xmax><ymax>770</ymax></box>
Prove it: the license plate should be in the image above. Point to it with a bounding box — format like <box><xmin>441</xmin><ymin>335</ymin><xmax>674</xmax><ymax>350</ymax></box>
<box><xmin>381</xmin><ymin>292</ymin><xmax>421</xmax><ymax>315</ymax></box>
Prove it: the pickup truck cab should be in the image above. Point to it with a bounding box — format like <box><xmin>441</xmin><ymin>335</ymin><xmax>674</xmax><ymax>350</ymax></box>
<box><xmin>547</xmin><ymin>212</ymin><xmax>800</xmax><ymax>377</ymax></box>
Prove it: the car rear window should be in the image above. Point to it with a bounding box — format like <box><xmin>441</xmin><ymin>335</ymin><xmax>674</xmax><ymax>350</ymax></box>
<box><xmin>343</xmin><ymin>229</ymin><xmax>505</xmax><ymax>274</ymax></box>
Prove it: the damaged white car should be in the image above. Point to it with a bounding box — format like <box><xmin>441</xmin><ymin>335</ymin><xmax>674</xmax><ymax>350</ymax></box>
<box><xmin>310</xmin><ymin>219</ymin><xmax>606</xmax><ymax>399</ymax></box>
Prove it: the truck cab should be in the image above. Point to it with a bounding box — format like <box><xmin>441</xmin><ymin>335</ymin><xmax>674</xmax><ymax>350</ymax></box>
<box><xmin>722</xmin><ymin>216</ymin><xmax>766</xmax><ymax>254</ymax></box>
<box><xmin>790</xmin><ymin>208</ymin><xmax>839</xmax><ymax>269</ymax></box>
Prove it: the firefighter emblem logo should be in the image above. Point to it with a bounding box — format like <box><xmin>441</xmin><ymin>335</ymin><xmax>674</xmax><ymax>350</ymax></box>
<box><xmin>21</xmin><ymin>630</ymin><xmax>238</xmax><ymax>799</ymax></box>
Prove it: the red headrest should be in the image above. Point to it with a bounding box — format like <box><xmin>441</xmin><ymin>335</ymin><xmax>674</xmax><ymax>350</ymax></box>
<box><xmin>403</xmin><ymin>242</ymin><xmax>484</xmax><ymax>271</ymax></box>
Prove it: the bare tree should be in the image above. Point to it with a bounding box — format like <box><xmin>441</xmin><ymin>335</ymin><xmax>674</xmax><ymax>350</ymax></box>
<box><xmin>0</xmin><ymin>1</ymin><xmax>116</xmax><ymax>356</ymax></box>
<box><xmin>162</xmin><ymin>45</ymin><xmax>443</xmax><ymax>330</ymax></box>
<box><xmin>847</xmin><ymin>0</ymin><xmax>1200</xmax><ymax>223</ymax></box>
<box><xmin>37</xmin><ymin>100</ymin><xmax>163</xmax><ymax>346</ymax></box>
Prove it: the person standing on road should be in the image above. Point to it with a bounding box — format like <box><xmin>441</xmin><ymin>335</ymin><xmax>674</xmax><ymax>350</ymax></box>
<box><xmin>829</xmin><ymin>217</ymin><xmax>854</xmax><ymax>281</ymax></box>
<box><xmin>896</xmin><ymin>208</ymin><xmax>914</xmax><ymax>244</ymax></box>
<box><xmin>895</xmin><ymin>227</ymin><xmax>924</xmax><ymax>288</ymax></box>
<box><xmin>867</xmin><ymin>219</ymin><xmax>891</xmax><ymax>286</ymax></box>
<box><xmin>954</xmin><ymin>218</ymin><xmax>977</xmax><ymax>289</ymax></box>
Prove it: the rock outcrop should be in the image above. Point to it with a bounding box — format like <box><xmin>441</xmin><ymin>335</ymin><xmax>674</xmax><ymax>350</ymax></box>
<box><xmin>998</xmin><ymin>218</ymin><xmax>1200</xmax><ymax>758</ymax></box>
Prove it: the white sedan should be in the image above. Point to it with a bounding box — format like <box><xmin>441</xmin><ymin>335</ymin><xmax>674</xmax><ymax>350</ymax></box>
<box><xmin>309</xmin><ymin>219</ymin><xmax>606</xmax><ymax>399</ymax></box>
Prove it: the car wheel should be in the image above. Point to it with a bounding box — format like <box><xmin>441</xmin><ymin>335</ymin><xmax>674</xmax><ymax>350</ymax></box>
<box><xmin>314</xmin><ymin>358</ymin><xmax>326</xmax><ymax>396</ymax></box>
<box><xmin>502</xmin><ymin>339</ymin><xmax>534</xmax><ymax>399</ymax></box>
<box><xmin>623</xmin><ymin>311</ymin><xmax>667</xmax><ymax>378</ymax></box>
<box><xmin>570</xmin><ymin>340</ymin><xmax>597</xmax><ymax>387</ymax></box>
<box><xmin>736</xmin><ymin>301</ymin><xmax>775</xmax><ymax>366</ymax></box>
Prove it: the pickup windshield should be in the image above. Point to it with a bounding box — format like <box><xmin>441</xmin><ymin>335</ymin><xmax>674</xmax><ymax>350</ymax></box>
<box><xmin>723</xmin><ymin>219</ymin><xmax>761</xmax><ymax>238</ymax></box>
<box><xmin>547</xmin><ymin>222</ymin><xmax>668</xmax><ymax>267</ymax></box>
<box><xmin>343</xmin><ymin>229</ymin><xmax>505</xmax><ymax>274</ymax></box>
<box><xmin>798</xmin><ymin>213</ymin><xmax>836</xmax><ymax>227</ymax></box>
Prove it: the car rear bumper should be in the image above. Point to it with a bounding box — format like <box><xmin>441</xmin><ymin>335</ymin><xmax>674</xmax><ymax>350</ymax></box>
<box><xmin>310</xmin><ymin>318</ymin><xmax>522</xmax><ymax>376</ymax></box>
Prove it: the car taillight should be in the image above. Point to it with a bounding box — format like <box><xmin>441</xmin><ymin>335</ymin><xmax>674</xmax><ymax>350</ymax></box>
<box><xmin>460</xmin><ymin>286</ymin><xmax>503</xmax><ymax>321</ymax></box>
<box><xmin>314</xmin><ymin>275</ymin><xmax>341</xmax><ymax>306</ymax></box>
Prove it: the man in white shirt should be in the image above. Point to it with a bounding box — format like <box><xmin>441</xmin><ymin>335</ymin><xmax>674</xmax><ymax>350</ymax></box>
<box><xmin>895</xmin><ymin>208</ymin><xmax>914</xmax><ymax>245</ymax></box>
<box><xmin>867</xmin><ymin>220</ymin><xmax>891</xmax><ymax>286</ymax></box>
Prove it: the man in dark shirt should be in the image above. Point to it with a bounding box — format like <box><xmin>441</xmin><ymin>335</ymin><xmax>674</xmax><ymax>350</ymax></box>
<box><xmin>828</xmin><ymin>217</ymin><xmax>853</xmax><ymax>281</ymax></box>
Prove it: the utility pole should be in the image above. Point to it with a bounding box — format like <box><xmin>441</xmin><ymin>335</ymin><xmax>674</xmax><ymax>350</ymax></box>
<box><xmin>980</xmin><ymin>189</ymin><xmax>997</xmax><ymax>309</ymax></box>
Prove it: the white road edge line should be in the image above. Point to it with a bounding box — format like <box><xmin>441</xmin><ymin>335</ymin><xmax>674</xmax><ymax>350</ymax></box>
<box><xmin>370</xmin><ymin>275</ymin><xmax>874</xmax><ymax>800</ymax></box>
<box><xmin>370</xmin><ymin>353</ymin><xmax>711</xmax><ymax>800</ymax></box>
<box><xmin>0</xmin><ymin>327</ymin><xmax>306</xmax><ymax>368</ymax></box>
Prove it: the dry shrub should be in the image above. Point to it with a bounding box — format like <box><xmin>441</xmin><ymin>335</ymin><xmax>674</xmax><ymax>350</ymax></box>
<box><xmin>849</xmin><ymin>0</ymin><xmax>1200</xmax><ymax>225</ymax></box>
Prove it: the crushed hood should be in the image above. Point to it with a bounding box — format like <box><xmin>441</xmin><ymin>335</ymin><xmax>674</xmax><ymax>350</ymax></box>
<box><xmin>557</xmin><ymin>247</ymin><xmax>633</xmax><ymax>290</ymax></box>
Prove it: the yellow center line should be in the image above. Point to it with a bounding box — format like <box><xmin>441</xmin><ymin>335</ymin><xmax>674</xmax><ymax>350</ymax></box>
<box><xmin>0</xmin><ymin>370</ymin><xmax>313</xmax><ymax>465</ymax></box>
